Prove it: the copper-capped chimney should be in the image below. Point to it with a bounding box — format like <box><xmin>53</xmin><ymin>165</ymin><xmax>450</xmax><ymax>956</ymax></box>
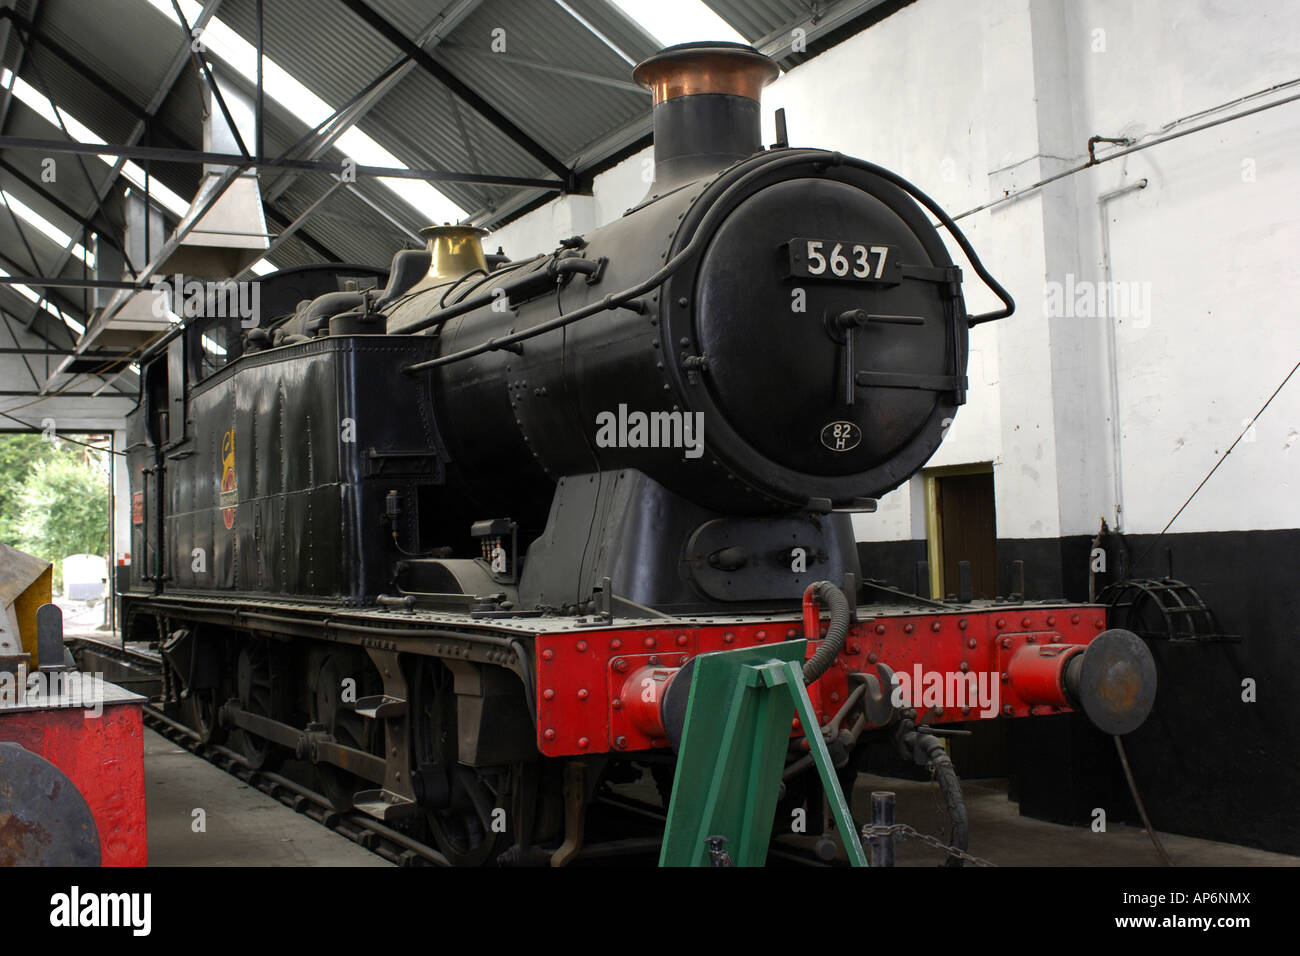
<box><xmin>632</xmin><ymin>41</ymin><xmax>779</xmax><ymax>190</ymax></box>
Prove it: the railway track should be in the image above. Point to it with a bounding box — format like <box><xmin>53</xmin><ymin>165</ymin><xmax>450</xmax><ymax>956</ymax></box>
<box><xmin>67</xmin><ymin>635</ymin><xmax>680</xmax><ymax>868</ymax></box>
<box><xmin>69</xmin><ymin>634</ymin><xmax>455</xmax><ymax>866</ymax></box>
<box><xmin>144</xmin><ymin>706</ymin><xmax>457</xmax><ymax>866</ymax></box>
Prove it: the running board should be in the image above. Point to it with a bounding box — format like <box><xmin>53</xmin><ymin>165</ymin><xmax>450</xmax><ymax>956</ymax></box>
<box><xmin>352</xmin><ymin>788</ymin><xmax>419</xmax><ymax>821</ymax></box>
<box><xmin>354</xmin><ymin>695</ymin><xmax>407</xmax><ymax>719</ymax></box>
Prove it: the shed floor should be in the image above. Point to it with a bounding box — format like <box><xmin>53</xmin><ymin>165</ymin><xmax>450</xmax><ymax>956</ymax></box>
<box><xmin>839</xmin><ymin>774</ymin><xmax>1297</xmax><ymax>867</ymax></box>
<box><xmin>144</xmin><ymin>728</ymin><xmax>389</xmax><ymax>867</ymax></box>
<box><xmin>144</xmin><ymin>728</ymin><xmax>1296</xmax><ymax>866</ymax></box>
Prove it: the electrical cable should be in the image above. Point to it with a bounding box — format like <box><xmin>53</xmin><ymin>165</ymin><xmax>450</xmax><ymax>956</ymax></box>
<box><xmin>0</xmin><ymin>410</ymin><xmax>124</xmax><ymax>454</ymax></box>
<box><xmin>1131</xmin><ymin>359</ymin><xmax>1299</xmax><ymax>573</ymax></box>
<box><xmin>946</xmin><ymin>88</ymin><xmax>1300</xmax><ymax>224</ymax></box>
<box><xmin>1114</xmin><ymin>734</ymin><xmax>1173</xmax><ymax>866</ymax></box>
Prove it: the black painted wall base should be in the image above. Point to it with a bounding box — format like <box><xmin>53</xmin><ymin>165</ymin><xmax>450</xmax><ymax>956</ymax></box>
<box><xmin>859</xmin><ymin>528</ymin><xmax>1300</xmax><ymax>856</ymax></box>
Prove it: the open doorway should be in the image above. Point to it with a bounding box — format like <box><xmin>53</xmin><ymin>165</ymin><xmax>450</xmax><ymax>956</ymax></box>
<box><xmin>923</xmin><ymin>464</ymin><xmax>997</xmax><ymax>601</ymax></box>
<box><xmin>0</xmin><ymin>430</ymin><xmax>115</xmax><ymax>634</ymax></box>
<box><xmin>923</xmin><ymin>463</ymin><xmax>1007</xmax><ymax>776</ymax></box>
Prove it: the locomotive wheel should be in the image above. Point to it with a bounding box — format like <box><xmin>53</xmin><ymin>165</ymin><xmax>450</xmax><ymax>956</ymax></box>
<box><xmin>314</xmin><ymin>653</ymin><xmax>374</xmax><ymax>813</ymax></box>
<box><xmin>234</xmin><ymin>640</ymin><xmax>283</xmax><ymax>772</ymax></box>
<box><xmin>187</xmin><ymin>687</ymin><xmax>226</xmax><ymax>746</ymax></box>
<box><xmin>411</xmin><ymin>659</ymin><xmax>504</xmax><ymax>866</ymax></box>
<box><xmin>429</xmin><ymin>768</ymin><xmax>502</xmax><ymax>867</ymax></box>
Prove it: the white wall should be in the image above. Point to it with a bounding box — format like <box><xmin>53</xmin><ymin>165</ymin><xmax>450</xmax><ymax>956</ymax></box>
<box><xmin>1064</xmin><ymin>1</ymin><xmax>1300</xmax><ymax>535</ymax></box>
<box><xmin>487</xmin><ymin>0</ymin><xmax>1300</xmax><ymax>543</ymax></box>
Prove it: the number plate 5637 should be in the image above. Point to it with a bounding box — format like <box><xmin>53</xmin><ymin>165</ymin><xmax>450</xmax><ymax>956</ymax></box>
<box><xmin>787</xmin><ymin>238</ymin><xmax>902</xmax><ymax>283</ymax></box>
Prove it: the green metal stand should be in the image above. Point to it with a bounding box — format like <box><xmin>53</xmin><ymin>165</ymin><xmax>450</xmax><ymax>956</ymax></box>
<box><xmin>659</xmin><ymin>641</ymin><xmax>868</xmax><ymax>867</ymax></box>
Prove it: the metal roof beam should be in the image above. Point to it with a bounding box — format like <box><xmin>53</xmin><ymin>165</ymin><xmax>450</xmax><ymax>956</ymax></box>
<box><xmin>0</xmin><ymin>183</ymin><xmax>48</xmax><ymax>276</ymax></box>
<box><xmin>3</xmin><ymin>8</ymin><xmax>116</xmax><ymax>297</ymax></box>
<box><xmin>0</xmin><ymin>8</ymin><xmax>154</xmax><ymax>125</ymax></box>
<box><xmin>0</xmin><ymin>0</ymin><xmax>42</xmax><ymax>134</ymax></box>
<box><xmin>331</xmin><ymin>176</ymin><xmax>423</xmax><ymax>246</ymax></box>
<box><xmin>0</xmin><ymin>248</ymin><xmax>84</xmax><ymax>324</ymax></box>
<box><xmin>263</xmin><ymin>0</ymin><xmax>484</xmax><ymax>204</ymax></box>
<box><xmin>233</xmin><ymin>179</ymin><xmax>343</xmax><ymax>280</ymax></box>
<box><xmin>336</xmin><ymin>0</ymin><xmax>576</xmax><ymax>187</ymax></box>
<box><xmin>0</xmin><ymin>0</ymin><xmax>226</xmax><ymax>323</ymax></box>
<box><xmin>0</xmin><ymin>135</ymin><xmax>564</xmax><ymax>190</ymax></box>
<box><xmin>432</xmin><ymin>41</ymin><xmax>645</xmax><ymax>93</ymax></box>
<box><xmin>260</xmin><ymin>52</ymin><xmax>416</xmax><ymax>202</ymax></box>
<box><xmin>262</xmin><ymin>203</ymin><xmax>344</xmax><ymax>263</ymax></box>
<box><xmin>169</xmin><ymin>0</ymin><xmax>251</xmax><ymax>161</ymax></box>
<box><xmin>0</xmin><ymin>345</ymin><xmax>132</xmax><ymax>357</ymax></box>
<box><xmin>753</xmin><ymin>0</ymin><xmax>892</xmax><ymax>59</ymax></box>
<box><xmin>0</xmin><ymin>289</ymin><xmax>81</xmax><ymax>382</ymax></box>
<box><xmin>20</xmin><ymin>0</ymin><xmax>228</xmax><ymax>384</ymax></box>
<box><xmin>0</xmin><ymin>276</ymin><xmax>138</xmax><ymax>291</ymax></box>
<box><xmin>0</xmin><ymin>390</ymin><xmax>125</xmax><ymax>398</ymax></box>
<box><xmin>469</xmin><ymin>115</ymin><xmax>652</xmax><ymax>228</ymax></box>
<box><xmin>0</xmin><ymin>307</ymin><xmax>43</xmax><ymax>387</ymax></box>
<box><xmin>0</xmin><ymin>157</ymin><xmax>128</xmax><ymax>252</ymax></box>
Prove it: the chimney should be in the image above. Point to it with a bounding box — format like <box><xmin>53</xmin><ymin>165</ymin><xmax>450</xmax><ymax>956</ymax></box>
<box><xmin>388</xmin><ymin>225</ymin><xmax>489</xmax><ymax>303</ymax></box>
<box><xmin>632</xmin><ymin>42</ymin><xmax>779</xmax><ymax>190</ymax></box>
<box><xmin>419</xmin><ymin>224</ymin><xmax>488</xmax><ymax>282</ymax></box>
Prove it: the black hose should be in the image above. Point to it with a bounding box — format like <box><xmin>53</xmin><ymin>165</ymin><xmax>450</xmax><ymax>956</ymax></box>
<box><xmin>895</xmin><ymin>710</ymin><xmax>970</xmax><ymax>867</ymax></box>
<box><xmin>926</xmin><ymin>739</ymin><xmax>969</xmax><ymax>867</ymax></box>
<box><xmin>802</xmin><ymin>581</ymin><xmax>850</xmax><ymax>684</ymax></box>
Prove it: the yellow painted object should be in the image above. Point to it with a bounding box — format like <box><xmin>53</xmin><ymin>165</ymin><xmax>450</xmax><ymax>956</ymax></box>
<box><xmin>0</xmin><ymin>543</ymin><xmax>53</xmax><ymax>668</ymax></box>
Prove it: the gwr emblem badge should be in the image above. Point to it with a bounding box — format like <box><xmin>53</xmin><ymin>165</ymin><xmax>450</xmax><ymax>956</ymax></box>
<box><xmin>220</xmin><ymin>428</ymin><xmax>237</xmax><ymax>529</ymax></box>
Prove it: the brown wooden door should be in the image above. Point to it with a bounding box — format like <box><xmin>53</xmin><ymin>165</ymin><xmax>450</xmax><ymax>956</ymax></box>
<box><xmin>936</xmin><ymin>472</ymin><xmax>997</xmax><ymax>599</ymax></box>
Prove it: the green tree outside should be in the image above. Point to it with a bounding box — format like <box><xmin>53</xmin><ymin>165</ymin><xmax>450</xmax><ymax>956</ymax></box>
<box><xmin>0</xmin><ymin>433</ymin><xmax>110</xmax><ymax>592</ymax></box>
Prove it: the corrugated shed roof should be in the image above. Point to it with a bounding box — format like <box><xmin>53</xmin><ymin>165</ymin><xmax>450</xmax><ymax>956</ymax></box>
<box><xmin>709</xmin><ymin>0</ymin><xmax>903</xmax><ymax>67</ymax></box>
<box><xmin>0</xmin><ymin>0</ymin><xmax>894</xmax><ymax>346</ymax></box>
<box><xmin>34</xmin><ymin>0</ymin><xmax>180</xmax><ymax>108</ymax></box>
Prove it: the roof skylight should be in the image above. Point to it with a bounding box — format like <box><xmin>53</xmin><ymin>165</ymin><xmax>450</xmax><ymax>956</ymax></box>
<box><xmin>0</xmin><ymin>265</ymin><xmax>84</xmax><ymax>335</ymax></box>
<box><xmin>141</xmin><ymin>0</ymin><xmax>467</xmax><ymax>227</ymax></box>
<box><xmin>1</xmin><ymin>68</ymin><xmax>191</xmax><ymax>217</ymax></box>
<box><xmin>0</xmin><ymin>188</ymin><xmax>95</xmax><ymax>267</ymax></box>
<box><xmin>553</xmin><ymin>1</ymin><xmax>635</xmax><ymax>65</ymax></box>
<box><xmin>606</xmin><ymin>0</ymin><xmax>747</xmax><ymax>48</ymax></box>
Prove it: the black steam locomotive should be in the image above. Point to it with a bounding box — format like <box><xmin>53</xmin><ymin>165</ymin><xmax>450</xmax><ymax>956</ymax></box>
<box><xmin>121</xmin><ymin>42</ymin><xmax>1154</xmax><ymax>865</ymax></box>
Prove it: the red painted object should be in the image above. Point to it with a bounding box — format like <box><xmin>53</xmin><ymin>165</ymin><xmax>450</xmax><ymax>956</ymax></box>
<box><xmin>1004</xmin><ymin>641</ymin><xmax>1085</xmax><ymax>709</ymax></box>
<box><xmin>534</xmin><ymin>604</ymin><xmax>1109</xmax><ymax>758</ymax></box>
<box><xmin>0</xmin><ymin>679</ymin><xmax>147</xmax><ymax>866</ymax></box>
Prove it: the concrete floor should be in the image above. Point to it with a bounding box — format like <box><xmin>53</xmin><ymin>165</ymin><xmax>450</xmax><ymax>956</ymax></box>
<box><xmin>143</xmin><ymin>729</ymin><xmax>1297</xmax><ymax>866</ymax></box>
<box><xmin>848</xmin><ymin>774</ymin><xmax>1298</xmax><ymax>866</ymax></box>
<box><xmin>144</xmin><ymin>728</ymin><xmax>389</xmax><ymax>867</ymax></box>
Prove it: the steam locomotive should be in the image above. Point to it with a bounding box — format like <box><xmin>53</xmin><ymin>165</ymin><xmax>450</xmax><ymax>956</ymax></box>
<box><xmin>120</xmin><ymin>41</ymin><xmax>1156</xmax><ymax>865</ymax></box>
